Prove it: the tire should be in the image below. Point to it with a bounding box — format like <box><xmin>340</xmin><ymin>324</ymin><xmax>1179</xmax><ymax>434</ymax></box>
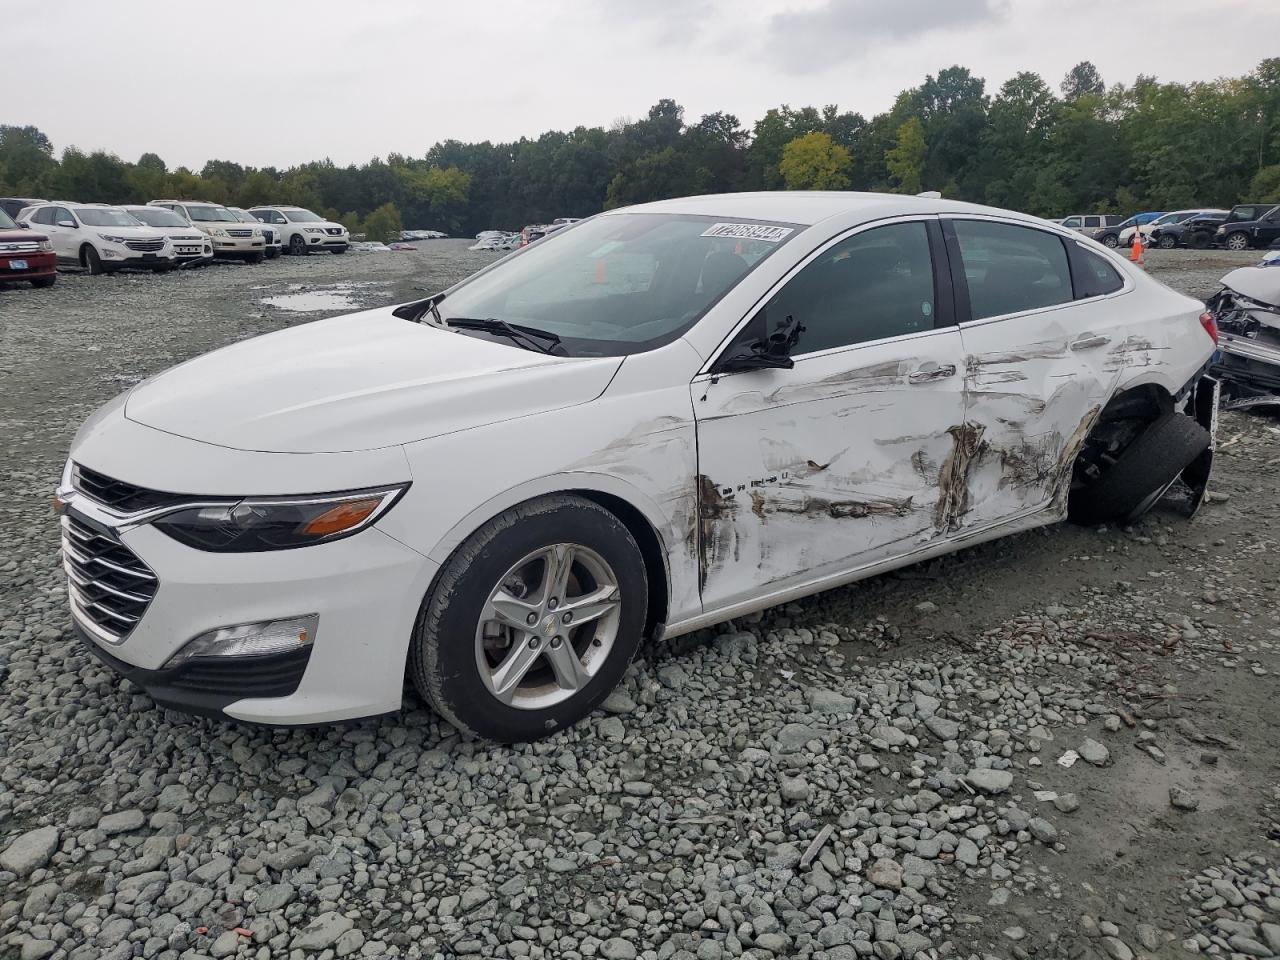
<box><xmin>1158</xmin><ymin>234</ymin><xmax>1176</xmax><ymax>249</ymax></box>
<box><xmin>82</xmin><ymin>245</ymin><xmax>105</xmax><ymax>275</ymax></box>
<box><xmin>331</xmin><ymin>246</ymin><xmax>347</xmax><ymax>255</ymax></box>
<box><xmin>1069</xmin><ymin>412</ymin><xmax>1211</xmax><ymax>526</ymax></box>
<box><xmin>409</xmin><ymin>494</ymin><xmax>648</xmax><ymax>742</ymax></box>
<box><xmin>247</xmin><ymin>251</ymin><xmax>264</xmax><ymax>264</ymax></box>
<box><xmin>1102</xmin><ymin>235</ymin><xmax>1119</xmax><ymax>248</ymax></box>
<box><xmin>265</xmin><ymin>247</ymin><xmax>279</xmax><ymax>260</ymax></box>
<box><xmin>288</xmin><ymin>234</ymin><xmax>306</xmax><ymax>256</ymax></box>
<box><xmin>31</xmin><ymin>276</ymin><xmax>55</xmax><ymax>289</ymax></box>
<box><xmin>1225</xmin><ymin>232</ymin><xmax>1251</xmax><ymax>252</ymax></box>
<box><xmin>1189</xmin><ymin>230</ymin><xmax>1211</xmax><ymax>250</ymax></box>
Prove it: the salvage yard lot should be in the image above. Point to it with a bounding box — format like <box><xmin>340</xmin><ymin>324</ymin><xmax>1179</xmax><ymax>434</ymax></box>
<box><xmin>1</xmin><ymin>245</ymin><xmax>1278</xmax><ymax>960</ymax></box>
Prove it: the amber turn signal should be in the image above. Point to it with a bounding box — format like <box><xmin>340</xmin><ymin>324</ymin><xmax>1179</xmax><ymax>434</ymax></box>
<box><xmin>300</xmin><ymin>498</ymin><xmax>383</xmax><ymax>537</ymax></box>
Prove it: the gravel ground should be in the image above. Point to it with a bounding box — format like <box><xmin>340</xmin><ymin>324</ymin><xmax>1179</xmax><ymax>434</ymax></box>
<box><xmin>0</xmin><ymin>245</ymin><xmax>1277</xmax><ymax>960</ymax></box>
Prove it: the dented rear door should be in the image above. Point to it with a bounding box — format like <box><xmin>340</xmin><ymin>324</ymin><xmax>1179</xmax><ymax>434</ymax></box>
<box><xmin>943</xmin><ymin>217</ymin><xmax>1115</xmax><ymax>532</ymax></box>
<box><xmin>691</xmin><ymin>217</ymin><xmax>968</xmax><ymax>611</ymax></box>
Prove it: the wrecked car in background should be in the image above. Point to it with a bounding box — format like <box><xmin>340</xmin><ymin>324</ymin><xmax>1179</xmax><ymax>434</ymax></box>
<box><xmin>1210</xmin><ymin>249</ymin><xmax>1280</xmax><ymax>409</ymax></box>
<box><xmin>58</xmin><ymin>192</ymin><xmax>1218</xmax><ymax>742</ymax></box>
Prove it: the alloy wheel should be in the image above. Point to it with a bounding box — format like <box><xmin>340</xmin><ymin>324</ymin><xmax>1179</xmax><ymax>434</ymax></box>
<box><xmin>474</xmin><ymin>543</ymin><xmax>622</xmax><ymax>710</ymax></box>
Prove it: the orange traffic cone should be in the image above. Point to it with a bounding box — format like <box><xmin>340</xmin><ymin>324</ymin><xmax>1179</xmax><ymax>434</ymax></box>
<box><xmin>1130</xmin><ymin>227</ymin><xmax>1145</xmax><ymax>266</ymax></box>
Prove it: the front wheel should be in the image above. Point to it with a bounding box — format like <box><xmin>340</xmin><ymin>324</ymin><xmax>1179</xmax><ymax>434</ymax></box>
<box><xmin>1102</xmin><ymin>235</ymin><xmax>1119</xmax><ymax>248</ymax></box>
<box><xmin>1225</xmin><ymin>232</ymin><xmax>1251</xmax><ymax>252</ymax></box>
<box><xmin>288</xmin><ymin>234</ymin><xmax>306</xmax><ymax>256</ymax></box>
<box><xmin>82</xmin><ymin>245</ymin><xmax>105</xmax><ymax>275</ymax></box>
<box><xmin>246</xmin><ymin>251</ymin><xmax>264</xmax><ymax>264</ymax></box>
<box><xmin>1158</xmin><ymin>234</ymin><xmax>1177</xmax><ymax>249</ymax></box>
<box><xmin>409</xmin><ymin>495</ymin><xmax>648</xmax><ymax>742</ymax></box>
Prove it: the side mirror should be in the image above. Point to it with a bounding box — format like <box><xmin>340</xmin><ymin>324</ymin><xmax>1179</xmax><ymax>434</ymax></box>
<box><xmin>16</xmin><ymin>222</ymin><xmax>29</xmax><ymax>229</ymax></box>
<box><xmin>712</xmin><ymin>312</ymin><xmax>805</xmax><ymax>374</ymax></box>
<box><xmin>57</xmin><ymin>220</ymin><xmax>76</xmax><ymax>228</ymax></box>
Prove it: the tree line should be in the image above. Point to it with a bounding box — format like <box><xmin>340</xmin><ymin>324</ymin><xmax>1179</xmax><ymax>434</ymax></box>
<box><xmin>2</xmin><ymin>59</ymin><xmax>1277</xmax><ymax>239</ymax></box>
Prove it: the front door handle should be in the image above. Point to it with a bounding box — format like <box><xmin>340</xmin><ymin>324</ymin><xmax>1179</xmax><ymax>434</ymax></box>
<box><xmin>908</xmin><ymin>364</ymin><xmax>957</xmax><ymax>384</ymax></box>
<box><xmin>1070</xmin><ymin>335</ymin><xmax>1111</xmax><ymax>351</ymax></box>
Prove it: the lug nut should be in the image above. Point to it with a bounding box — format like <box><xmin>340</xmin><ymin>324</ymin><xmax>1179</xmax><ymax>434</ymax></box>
<box><xmin>550</xmin><ymin>636</ymin><xmax>563</xmax><ymax>648</ymax></box>
<box><xmin>526</xmin><ymin>613</ymin><xmax>538</xmax><ymax>626</ymax></box>
<box><xmin>548</xmin><ymin>598</ymin><xmax>558</xmax><ymax>610</ymax></box>
<box><xmin>562</xmin><ymin>612</ymin><xmax>573</xmax><ymax>624</ymax></box>
<box><xmin>528</xmin><ymin>637</ymin><xmax>540</xmax><ymax>649</ymax></box>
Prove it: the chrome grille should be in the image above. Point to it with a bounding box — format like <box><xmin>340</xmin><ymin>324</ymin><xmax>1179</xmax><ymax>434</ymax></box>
<box><xmin>0</xmin><ymin>241</ymin><xmax>40</xmax><ymax>253</ymax></box>
<box><xmin>262</xmin><ymin>228</ymin><xmax>275</xmax><ymax>242</ymax></box>
<box><xmin>176</xmin><ymin>234</ymin><xmax>204</xmax><ymax>242</ymax></box>
<box><xmin>124</xmin><ymin>239</ymin><xmax>165</xmax><ymax>252</ymax></box>
<box><xmin>62</xmin><ymin>514</ymin><xmax>157</xmax><ymax>643</ymax></box>
<box><xmin>72</xmin><ymin>463</ymin><xmax>186</xmax><ymax>513</ymax></box>
<box><xmin>226</xmin><ymin>228</ymin><xmax>252</xmax><ymax>238</ymax></box>
<box><xmin>324</xmin><ymin>227</ymin><xmax>343</xmax><ymax>236</ymax></box>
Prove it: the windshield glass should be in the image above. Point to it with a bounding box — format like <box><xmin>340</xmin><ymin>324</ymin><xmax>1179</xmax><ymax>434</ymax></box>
<box><xmin>129</xmin><ymin>208</ymin><xmax>187</xmax><ymax>228</ymax></box>
<box><xmin>1152</xmin><ymin>211</ymin><xmax>1190</xmax><ymax>226</ymax></box>
<box><xmin>283</xmin><ymin>208</ymin><xmax>323</xmax><ymax>222</ymax></box>
<box><xmin>437</xmin><ymin>213</ymin><xmax>797</xmax><ymax>357</ymax></box>
<box><xmin>0</xmin><ymin>209</ymin><xmax>15</xmax><ymax>229</ymax></box>
<box><xmin>75</xmin><ymin>208</ymin><xmax>142</xmax><ymax>228</ymax></box>
<box><xmin>229</xmin><ymin>209</ymin><xmax>258</xmax><ymax>223</ymax></box>
<box><xmin>187</xmin><ymin>205</ymin><xmax>238</xmax><ymax>223</ymax></box>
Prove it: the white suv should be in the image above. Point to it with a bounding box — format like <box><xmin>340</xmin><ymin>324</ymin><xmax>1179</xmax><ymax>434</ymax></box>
<box><xmin>149</xmin><ymin>201</ymin><xmax>266</xmax><ymax>262</ymax></box>
<box><xmin>121</xmin><ymin>206</ymin><xmax>213</xmax><ymax>266</ymax></box>
<box><xmin>19</xmin><ymin>203</ymin><xmax>175</xmax><ymax>274</ymax></box>
<box><xmin>248</xmin><ymin>206</ymin><xmax>349</xmax><ymax>255</ymax></box>
<box><xmin>229</xmin><ymin>207</ymin><xmax>282</xmax><ymax>259</ymax></box>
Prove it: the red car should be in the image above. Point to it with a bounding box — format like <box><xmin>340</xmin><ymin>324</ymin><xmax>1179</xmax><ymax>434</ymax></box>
<box><xmin>0</xmin><ymin>206</ymin><xmax>56</xmax><ymax>288</ymax></box>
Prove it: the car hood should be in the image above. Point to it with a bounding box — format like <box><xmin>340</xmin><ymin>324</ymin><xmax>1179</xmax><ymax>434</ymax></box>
<box><xmin>93</xmin><ymin>225</ymin><xmax>166</xmax><ymax>240</ymax></box>
<box><xmin>0</xmin><ymin>228</ymin><xmax>45</xmax><ymax>243</ymax></box>
<box><xmin>123</xmin><ymin>306</ymin><xmax>623</xmax><ymax>453</ymax></box>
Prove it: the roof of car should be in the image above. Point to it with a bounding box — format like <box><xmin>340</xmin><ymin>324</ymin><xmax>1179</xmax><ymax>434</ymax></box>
<box><xmin>614</xmin><ymin>191</ymin><xmax>1052</xmax><ymax>229</ymax></box>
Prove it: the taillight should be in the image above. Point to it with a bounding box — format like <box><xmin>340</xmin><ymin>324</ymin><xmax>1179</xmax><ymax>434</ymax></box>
<box><xmin>1199</xmin><ymin>310</ymin><xmax>1219</xmax><ymax>345</ymax></box>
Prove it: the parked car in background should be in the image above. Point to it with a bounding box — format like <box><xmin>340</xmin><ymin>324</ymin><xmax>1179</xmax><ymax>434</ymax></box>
<box><xmin>1178</xmin><ymin>210</ymin><xmax>1231</xmax><ymax>249</ymax></box>
<box><xmin>1147</xmin><ymin>209</ymin><xmax>1229</xmax><ymax>249</ymax></box>
<box><xmin>0</xmin><ymin>197</ymin><xmax>45</xmax><ymax>219</ymax></box>
<box><xmin>1215</xmin><ymin>204</ymin><xmax>1280</xmax><ymax>251</ymax></box>
<box><xmin>1207</xmin><ymin>255</ymin><xmax>1280</xmax><ymax>408</ymax></box>
<box><xmin>0</xmin><ymin>205</ymin><xmax>56</xmax><ymax>288</ymax></box>
<box><xmin>58</xmin><ymin>192</ymin><xmax>1217</xmax><ymax>736</ymax></box>
<box><xmin>121</xmin><ymin>205</ymin><xmax>213</xmax><ymax>266</ymax></box>
<box><xmin>227</xmin><ymin>207</ymin><xmax>281</xmax><ymax>258</ymax></box>
<box><xmin>248</xmin><ymin>206</ymin><xmax>349</xmax><ymax>255</ymax></box>
<box><xmin>19</xmin><ymin>203</ymin><xmax>174</xmax><ymax>274</ymax></box>
<box><xmin>149</xmin><ymin>201</ymin><xmax>266</xmax><ymax>262</ymax></box>
<box><xmin>1060</xmin><ymin>214</ymin><xmax>1123</xmax><ymax>234</ymax></box>
<box><xmin>1088</xmin><ymin>213</ymin><xmax>1162</xmax><ymax>248</ymax></box>
<box><xmin>1118</xmin><ymin>210</ymin><xmax>1201</xmax><ymax>247</ymax></box>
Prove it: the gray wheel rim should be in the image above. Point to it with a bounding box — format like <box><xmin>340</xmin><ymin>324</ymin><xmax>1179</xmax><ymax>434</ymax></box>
<box><xmin>474</xmin><ymin>543</ymin><xmax>621</xmax><ymax>710</ymax></box>
<box><xmin>1227</xmin><ymin>234</ymin><xmax>1247</xmax><ymax>251</ymax></box>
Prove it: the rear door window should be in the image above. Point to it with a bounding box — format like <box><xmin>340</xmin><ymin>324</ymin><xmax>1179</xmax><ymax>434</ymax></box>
<box><xmin>1073</xmin><ymin>246</ymin><xmax>1125</xmax><ymax>297</ymax></box>
<box><xmin>951</xmin><ymin>219</ymin><xmax>1073</xmax><ymax>320</ymax></box>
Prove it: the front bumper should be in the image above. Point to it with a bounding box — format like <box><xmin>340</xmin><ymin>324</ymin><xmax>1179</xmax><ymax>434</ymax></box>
<box><xmin>59</xmin><ymin>416</ymin><xmax>434</xmax><ymax>724</ymax></box>
<box><xmin>1</xmin><ymin>250</ymin><xmax>57</xmax><ymax>280</ymax></box>
<box><xmin>1213</xmin><ymin>332</ymin><xmax>1280</xmax><ymax>408</ymax></box>
<box><xmin>305</xmin><ymin>233</ymin><xmax>347</xmax><ymax>250</ymax></box>
<box><xmin>102</xmin><ymin>248</ymin><xmax>176</xmax><ymax>269</ymax></box>
<box><xmin>208</xmin><ymin>236</ymin><xmax>264</xmax><ymax>256</ymax></box>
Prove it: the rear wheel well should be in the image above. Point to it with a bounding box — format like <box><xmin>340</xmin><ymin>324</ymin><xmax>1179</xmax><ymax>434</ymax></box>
<box><xmin>1071</xmin><ymin>383</ymin><xmax>1176</xmax><ymax>501</ymax></box>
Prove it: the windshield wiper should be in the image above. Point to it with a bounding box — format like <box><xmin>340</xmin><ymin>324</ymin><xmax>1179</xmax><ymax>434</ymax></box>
<box><xmin>446</xmin><ymin>317</ymin><xmax>563</xmax><ymax>355</ymax></box>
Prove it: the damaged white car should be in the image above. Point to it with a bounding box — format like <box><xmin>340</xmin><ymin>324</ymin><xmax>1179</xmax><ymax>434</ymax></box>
<box><xmin>58</xmin><ymin>193</ymin><xmax>1218</xmax><ymax>740</ymax></box>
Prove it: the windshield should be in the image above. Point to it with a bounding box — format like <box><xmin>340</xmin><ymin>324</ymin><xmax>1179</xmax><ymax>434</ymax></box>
<box><xmin>283</xmin><ymin>208</ymin><xmax>323</xmax><ymax>222</ymax></box>
<box><xmin>130</xmin><ymin>208</ymin><xmax>188</xmax><ymax>228</ymax></box>
<box><xmin>1152</xmin><ymin>211</ymin><xmax>1191</xmax><ymax>226</ymax></box>
<box><xmin>437</xmin><ymin>213</ymin><xmax>797</xmax><ymax>357</ymax></box>
<box><xmin>75</xmin><ymin>208</ymin><xmax>143</xmax><ymax>228</ymax></box>
<box><xmin>229</xmin><ymin>209</ymin><xmax>258</xmax><ymax>223</ymax></box>
<box><xmin>187</xmin><ymin>205</ymin><xmax>238</xmax><ymax>223</ymax></box>
<box><xmin>0</xmin><ymin>209</ymin><xmax>15</xmax><ymax>229</ymax></box>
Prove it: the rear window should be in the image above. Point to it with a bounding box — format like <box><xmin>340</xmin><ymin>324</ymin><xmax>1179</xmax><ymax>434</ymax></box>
<box><xmin>952</xmin><ymin>220</ymin><xmax>1073</xmax><ymax>320</ymax></box>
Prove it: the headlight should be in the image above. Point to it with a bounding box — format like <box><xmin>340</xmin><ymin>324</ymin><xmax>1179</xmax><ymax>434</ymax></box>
<box><xmin>1216</xmin><ymin>226</ymin><xmax>1226</xmax><ymax>235</ymax></box>
<box><xmin>304</xmin><ymin>226</ymin><xmax>325</xmax><ymax>234</ymax></box>
<box><xmin>152</xmin><ymin>485</ymin><xmax>408</xmax><ymax>552</ymax></box>
<box><xmin>98</xmin><ymin>233</ymin><xmax>129</xmax><ymax>244</ymax></box>
<box><xmin>208</xmin><ymin>227</ymin><xmax>227</xmax><ymax>237</ymax></box>
<box><xmin>37</xmin><ymin>239</ymin><xmax>52</xmax><ymax>252</ymax></box>
<box><xmin>252</xmin><ymin>228</ymin><xmax>262</xmax><ymax>237</ymax></box>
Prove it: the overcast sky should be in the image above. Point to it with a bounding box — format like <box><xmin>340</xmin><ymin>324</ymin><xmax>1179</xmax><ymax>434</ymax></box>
<box><xmin>8</xmin><ymin>0</ymin><xmax>1277</xmax><ymax>171</ymax></box>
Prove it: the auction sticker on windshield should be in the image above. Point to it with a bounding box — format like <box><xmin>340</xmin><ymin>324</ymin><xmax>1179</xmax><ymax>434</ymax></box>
<box><xmin>701</xmin><ymin>223</ymin><xmax>794</xmax><ymax>243</ymax></box>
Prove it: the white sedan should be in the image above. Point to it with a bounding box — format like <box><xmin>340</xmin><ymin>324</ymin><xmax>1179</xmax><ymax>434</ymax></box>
<box><xmin>58</xmin><ymin>192</ymin><xmax>1219</xmax><ymax>739</ymax></box>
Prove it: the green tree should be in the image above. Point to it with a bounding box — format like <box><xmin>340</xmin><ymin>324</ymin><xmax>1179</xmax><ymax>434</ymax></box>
<box><xmin>360</xmin><ymin>202</ymin><xmax>403</xmax><ymax>243</ymax></box>
<box><xmin>1252</xmin><ymin>164</ymin><xmax>1280</xmax><ymax>202</ymax></box>
<box><xmin>885</xmin><ymin>119</ymin><xmax>927</xmax><ymax>194</ymax></box>
<box><xmin>778</xmin><ymin>132</ymin><xmax>851</xmax><ymax>190</ymax></box>
<box><xmin>1062</xmin><ymin>62</ymin><xmax>1105</xmax><ymax>100</ymax></box>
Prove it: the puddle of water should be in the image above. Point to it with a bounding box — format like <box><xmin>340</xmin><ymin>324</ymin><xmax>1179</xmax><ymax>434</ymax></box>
<box><xmin>260</xmin><ymin>290</ymin><xmax>360</xmax><ymax>312</ymax></box>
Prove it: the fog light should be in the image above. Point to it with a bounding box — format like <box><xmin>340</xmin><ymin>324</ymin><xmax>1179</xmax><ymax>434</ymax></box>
<box><xmin>165</xmin><ymin>614</ymin><xmax>317</xmax><ymax>668</ymax></box>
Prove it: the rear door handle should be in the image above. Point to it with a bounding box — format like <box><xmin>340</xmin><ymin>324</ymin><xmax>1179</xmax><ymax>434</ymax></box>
<box><xmin>1070</xmin><ymin>335</ymin><xmax>1111</xmax><ymax>351</ymax></box>
<box><xmin>908</xmin><ymin>364</ymin><xmax>957</xmax><ymax>384</ymax></box>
